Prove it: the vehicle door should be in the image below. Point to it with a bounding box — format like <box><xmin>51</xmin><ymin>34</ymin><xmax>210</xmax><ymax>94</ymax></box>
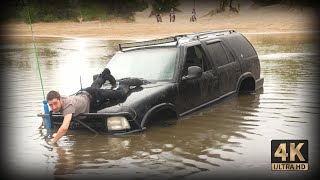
<box><xmin>176</xmin><ymin>43</ymin><xmax>219</xmax><ymax>115</ymax></box>
<box><xmin>204</xmin><ymin>39</ymin><xmax>241</xmax><ymax>96</ymax></box>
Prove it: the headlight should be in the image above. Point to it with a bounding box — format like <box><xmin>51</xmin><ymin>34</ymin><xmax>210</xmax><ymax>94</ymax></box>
<box><xmin>106</xmin><ymin>116</ymin><xmax>130</xmax><ymax>131</ymax></box>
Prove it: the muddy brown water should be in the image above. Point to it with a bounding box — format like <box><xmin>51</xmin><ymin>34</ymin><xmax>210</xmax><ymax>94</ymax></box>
<box><xmin>0</xmin><ymin>32</ymin><xmax>319</xmax><ymax>179</ymax></box>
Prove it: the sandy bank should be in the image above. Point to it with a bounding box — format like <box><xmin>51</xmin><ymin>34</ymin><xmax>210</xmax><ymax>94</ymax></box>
<box><xmin>0</xmin><ymin>4</ymin><xmax>318</xmax><ymax>40</ymax></box>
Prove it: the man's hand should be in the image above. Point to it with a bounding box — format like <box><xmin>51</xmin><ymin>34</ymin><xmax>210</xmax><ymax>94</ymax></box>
<box><xmin>51</xmin><ymin>113</ymin><xmax>72</xmax><ymax>144</ymax></box>
<box><xmin>50</xmin><ymin>133</ymin><xmax>57</xmax><ymax>145</ymax></box>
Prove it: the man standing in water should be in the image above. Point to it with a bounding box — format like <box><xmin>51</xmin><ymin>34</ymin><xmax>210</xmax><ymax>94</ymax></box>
<box><xmin>47</xmin><ymin>68</ymin><xmax>143</xmax><ymax>144</ymax></box>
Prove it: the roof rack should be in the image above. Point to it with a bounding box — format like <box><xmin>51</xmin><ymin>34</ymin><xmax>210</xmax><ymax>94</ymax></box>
<box><xmin>118</xmin><ymin>30</ymin><xmax>235</xmax><ymax>51</ymax></box>
<box><xmin>119</xmin><ymin>36</ymin><xmax>178</xmax><ymax>51</ymax></box>
<box><xmin>192</xmin><ymin>29</ymin><xmax>235</xmax><ymax>39</ymax></box>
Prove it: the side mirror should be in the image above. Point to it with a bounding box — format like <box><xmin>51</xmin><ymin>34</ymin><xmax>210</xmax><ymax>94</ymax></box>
<box><xmin>182</xmin><ymin>66</ymin><xmax>203</xmax><ymax>80</ymax></box>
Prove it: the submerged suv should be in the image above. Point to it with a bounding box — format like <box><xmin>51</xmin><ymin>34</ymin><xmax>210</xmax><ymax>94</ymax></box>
<box><xmin>45</xmin><ymin>30</ymin><xmax>264</xmax><ymax>134</ymax></box>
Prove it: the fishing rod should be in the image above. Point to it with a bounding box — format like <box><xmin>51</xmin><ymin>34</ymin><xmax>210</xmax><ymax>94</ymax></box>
<box><xmin>26</xmin><ymin>4</ymin><xmax>51</xmax><ymax>131</ymax></box>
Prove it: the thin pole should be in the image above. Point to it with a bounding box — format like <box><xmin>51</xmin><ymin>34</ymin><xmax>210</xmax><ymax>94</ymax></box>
<box><xmin>26</xmin><ymin>4</ymin><xmax>51</xmax><ymax>130</ymax></box>
<box><xmin>27</xmin><ymin>6</ymin><xmax>45</xmax><ymax>100</ymax></box>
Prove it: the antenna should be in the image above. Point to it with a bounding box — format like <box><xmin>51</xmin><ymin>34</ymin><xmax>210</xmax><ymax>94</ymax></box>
<box><xmin>80</xmin><ymin>76</ymin><xmax>83</xmax><ymax>90</ymax></box>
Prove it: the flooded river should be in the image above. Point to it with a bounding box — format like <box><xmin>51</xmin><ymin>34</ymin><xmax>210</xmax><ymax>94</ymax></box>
<box><xmin>0</xmin><ymin>32</ymin><xmax>319</xmax><ymax>179</ymax></box>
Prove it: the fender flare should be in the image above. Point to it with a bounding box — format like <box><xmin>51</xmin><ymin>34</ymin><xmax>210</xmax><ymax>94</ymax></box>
<box><xmin>236</xmin><ymin>72</ymin><xmax>256</xmax><ymax>92</ymax></box>
<box><xmin>140</xmin><ymin>103</ymin><xmax>177</xmax><ymax>128</ymax></box>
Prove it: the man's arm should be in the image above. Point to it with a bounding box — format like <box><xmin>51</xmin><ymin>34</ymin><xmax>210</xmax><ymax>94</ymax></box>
<box><xmin>51</xmin><ymin>113</ymin><xmax>72</xmax><ymax>144</ymax></box>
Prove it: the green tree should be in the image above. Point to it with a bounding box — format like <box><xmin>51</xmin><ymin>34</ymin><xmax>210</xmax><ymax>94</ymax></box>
<box><xmin>4</xmin><ymin>0</ymin><xmax>148</xmax><ymax>23</ymax></box>
<box><xmin>251</xmin><ymin>0</ymin><xmax>317</xmax><ymax>8</ymax></box>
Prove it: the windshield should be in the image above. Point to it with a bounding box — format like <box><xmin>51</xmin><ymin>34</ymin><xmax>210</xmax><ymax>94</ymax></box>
<box><xmin>106</xmin><ymin>48</ymin><xmax>178</xmax><ymax>81</ymax></box>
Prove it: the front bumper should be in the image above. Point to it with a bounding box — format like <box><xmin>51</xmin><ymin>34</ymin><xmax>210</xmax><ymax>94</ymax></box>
<box><xmin>37</xmin><ymin>112</ymin><xmax>145</xmax><ymax>135</ymax></box>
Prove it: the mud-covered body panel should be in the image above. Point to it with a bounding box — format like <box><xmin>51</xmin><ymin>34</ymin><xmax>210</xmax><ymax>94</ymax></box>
<box><xmin>44</xmin><ymin>30</ymin><xmax>264</xmax><ymax>134</ymax></box>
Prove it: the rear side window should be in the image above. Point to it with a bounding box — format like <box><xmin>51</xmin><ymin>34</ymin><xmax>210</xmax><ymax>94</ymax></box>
<box><xmin>224</xmin><ymin>34</ymin><xmax>257</xmax><ymax>58</ymax></box>
<box><xmin>206</xmin><ymin>42</ymin><xmax>230</xmax><ymax>67</ymax></box>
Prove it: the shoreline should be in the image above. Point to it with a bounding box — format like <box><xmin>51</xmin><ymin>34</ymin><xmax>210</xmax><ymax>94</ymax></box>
<box><xmin>1</xmin><ymin>30</ymin><xmax>319</xmax><ymax>41</ymax></box>
<box><xmin>0</xmin><ymin>4</ymin><xmax>317</xmax><ymax>41</ymax></box>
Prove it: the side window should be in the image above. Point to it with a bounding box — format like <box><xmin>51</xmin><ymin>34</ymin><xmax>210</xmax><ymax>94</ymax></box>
<box><xmin>182</xmin><ymin>45</ymin><xmax>208</xmax><ymax>76</ymax></box>
<box><xmin>224</xmin><ymin>34</ymin><xmax>257</xmax><ymax>59</ymax></box>
<box><xmin>207</xmin><ymin>42</ymin><xmax>229</xmax><ymax>67</ymax></box>
<box><xmin>222</xmin><ymin>43</ymin><xmax>235</xmax><ymax>63</ymax></box>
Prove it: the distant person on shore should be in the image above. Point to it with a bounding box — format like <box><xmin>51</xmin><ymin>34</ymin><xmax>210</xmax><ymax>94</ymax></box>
<box><xmin>47</xmin><ymin>68</ymin><xmax>143</xmax><ymax>144</ymax></box>
<box><xmin>155</xmin><ymin>8</ymin><xmax>162</xmax><ymax>22</ymax></box>
<box><xmin>169</xmin><ymin>8</ymin><xmax>175</xmax><ymax>22</ymax></box>
<box><xmin>190</xmin><ymin>8</ymin><xmax>197</xmax><ymax>22</ymax></box>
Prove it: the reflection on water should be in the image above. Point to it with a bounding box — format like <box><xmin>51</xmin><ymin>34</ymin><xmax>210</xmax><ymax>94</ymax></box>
<box><xmin>0</xmin><ymin>33</ymin><xmax>319</xmax><ymax>179</ymax></box>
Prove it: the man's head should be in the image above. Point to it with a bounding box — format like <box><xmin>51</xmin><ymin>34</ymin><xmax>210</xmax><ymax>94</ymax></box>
<box><xmin>47</xmin><ymin>90</ymin><xmax>62</xmax><ymax>112</ymax></box>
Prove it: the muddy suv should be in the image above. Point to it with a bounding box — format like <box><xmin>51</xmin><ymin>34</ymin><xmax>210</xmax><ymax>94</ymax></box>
<box><xmin>46</xmin><ymin>30</ymin><xmax>264</xmax><ymax>134</ymax></box>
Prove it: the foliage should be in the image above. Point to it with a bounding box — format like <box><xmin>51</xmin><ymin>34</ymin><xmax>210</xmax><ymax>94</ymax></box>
<box><xmin>17</xmin><ymin>0</ymin><xmax>76</xmax><ymax>23</ymax></box>
<box><xmin>252</xmin><ymin>0</ymin><xmax>318</xmax><ymax>7</ymax></box>
<box><xmin>3</xmin><ymin>0</ymin><xmax>148</xmax><ymax>23</ymax></box>
<box><xmin>78</xmin><ymin>2</ymin><xmax>108</xmax><ymax>21</ymax></box>
<box><xmin>3</xmin><ymin>0</ymin><xmax>316</xmax><ymax>23</ymax></box>
<box><xmin>251</xmin><ymin>0</ymin><xmax>282</xmax><ymax>6</ymax></box>
<box><xmin>19</xmin><ymin>6</ymin><xmax>39</xmax><ymax>23</ymax></box>
<box><xmin>204</xmin><ymin>0</ymin><xmax>240</xmax><ymax>16</ymax></box>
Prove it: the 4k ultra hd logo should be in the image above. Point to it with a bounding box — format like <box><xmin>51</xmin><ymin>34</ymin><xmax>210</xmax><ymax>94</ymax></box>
<box><xmin>271</xmin><ymin>140</ymin><xmax>308</xmax><ymax>171</ymax></box>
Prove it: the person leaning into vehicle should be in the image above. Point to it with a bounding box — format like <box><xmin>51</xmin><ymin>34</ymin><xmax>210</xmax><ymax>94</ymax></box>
<box><xmin>46</xmin><ymin>68</ymin><xmax>143</xmax><ymax>144</ymax></box>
